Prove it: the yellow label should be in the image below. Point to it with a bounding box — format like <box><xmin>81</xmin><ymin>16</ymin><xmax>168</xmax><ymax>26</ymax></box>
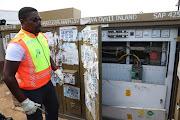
<box><xmin>138</xmin><ymin>110</ymin><xmax>145</xmax><ymax>115</ymax></box>
<box><xmin>127</xmin><ymin>114</ymin><xmax>132</xmax><ymax>119</ymax></box>
<box><xmin>126</xmin><ymin>90</ymin><xmax>131</xmax><ymax>96</ymax></box>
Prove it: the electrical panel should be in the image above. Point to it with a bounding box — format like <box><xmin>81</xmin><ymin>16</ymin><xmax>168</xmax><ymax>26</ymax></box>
<box><xmin>101</xmin><ymin>27</ymin><xmax>178</xmax><ymax>120</ymax></box>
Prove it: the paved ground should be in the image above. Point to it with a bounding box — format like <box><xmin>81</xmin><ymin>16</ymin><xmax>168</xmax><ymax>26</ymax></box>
<box><xmin>0</xmin><ymin>81</ymin><xmax>67</xmax><ymax>120</ymax></box>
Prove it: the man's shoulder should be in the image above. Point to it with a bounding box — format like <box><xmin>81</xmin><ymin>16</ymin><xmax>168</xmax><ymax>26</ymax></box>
<box><xmin>39</xmin><ymin>32</ymin><xmax>48</xmax><ymax>39</ymax></box>
<box><xmin>10</xmin><ymin>32</ymin><xmax>25</xmax><ymax>43</ymax></box>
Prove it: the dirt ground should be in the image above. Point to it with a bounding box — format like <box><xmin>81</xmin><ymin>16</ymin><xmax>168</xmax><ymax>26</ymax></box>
<box><xmin>0</xmin><ymin>81</ymin><xmax>67</xmax><ymax>120</ymax></box>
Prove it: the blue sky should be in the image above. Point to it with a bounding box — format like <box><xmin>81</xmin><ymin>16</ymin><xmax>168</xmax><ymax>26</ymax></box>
<box><xmin>0</xmin><ymin>0</ymin><xmax>178</xmax><ymax>17</ymax></box>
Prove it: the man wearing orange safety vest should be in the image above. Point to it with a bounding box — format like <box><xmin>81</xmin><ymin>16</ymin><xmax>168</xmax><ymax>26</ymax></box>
<box><xmin>3</xmin><ymin>7</ymin><xmax>63</xmax><ymax>120</ymax></box>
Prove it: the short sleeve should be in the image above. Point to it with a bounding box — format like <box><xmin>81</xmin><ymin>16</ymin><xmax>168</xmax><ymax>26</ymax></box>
<box><xmin>5</xmin><ymin>43</ymin><xmax>26</xmax><ymax>62</ymax></box>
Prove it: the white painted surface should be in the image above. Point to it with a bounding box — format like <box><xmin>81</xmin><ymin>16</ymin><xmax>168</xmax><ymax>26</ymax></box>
<box><xmin>102</xmin><ymin>80</ymin><xmax>167</xmax><ymax>109</ymax></box>
<box><xmin>102</xmin><ymin>63</ymin><xmax>166</xmax><ymax>85</ymax></box>
<box><xmin>102</xmin><ymin>105</ymin><xmax>166</xmax><ymax>120</ymax></box>
<box><xmin>165</xmin><ymin>40</ymin><xmax>177</xmax><ymax>114</ymax></box>
<box><xmin>102</xmin><ymin>64</ymin><xmax>132</xmax><ymax>82</ymax></box>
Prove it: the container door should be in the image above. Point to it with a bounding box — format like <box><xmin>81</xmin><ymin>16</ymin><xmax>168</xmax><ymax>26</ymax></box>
<box><xmin>79</xmin><ymin>26</ymin><xmax>102</xmax><ymax>120</ymax></box>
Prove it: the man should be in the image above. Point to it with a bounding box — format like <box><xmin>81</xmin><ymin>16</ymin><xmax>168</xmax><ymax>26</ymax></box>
<box><xmin>3</xmin><ymin>7</ymin><xmax>63</xmax><ymax>120</ymax></box>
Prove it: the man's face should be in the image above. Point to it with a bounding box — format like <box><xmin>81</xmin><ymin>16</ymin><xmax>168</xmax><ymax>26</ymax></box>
<box><xmin>21</xmin><ymin>11</ymin><xmax>42</xmax><ymax>34</ymax></box>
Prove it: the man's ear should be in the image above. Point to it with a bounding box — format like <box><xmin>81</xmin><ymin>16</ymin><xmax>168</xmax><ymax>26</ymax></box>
<box><xmin>20</xmin><ymin>19</ymin><xmax>24</xmax><ymax>25</ymax></box>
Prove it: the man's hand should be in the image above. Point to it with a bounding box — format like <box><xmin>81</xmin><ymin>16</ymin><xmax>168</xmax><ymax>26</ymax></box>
<box><xmin>54</xmin><ymin>69</ymin><xmax>64</xmax><ymax>85</ymax></box>
<box><xmin>20</xmin><ymin>98</ymin><xmax>41</xmax><ymax>115</ymax></box>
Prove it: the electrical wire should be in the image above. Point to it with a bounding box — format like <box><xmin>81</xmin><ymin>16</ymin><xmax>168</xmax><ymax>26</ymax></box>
<box><xmin>103</xmin><ymin>45</ymin><xmax>150</xmax><ymax>65</ymax></box>
<box><xmin>116</xmin><ymin>53</ymin><xmax>141</xmax><ymax>65</ymax></box>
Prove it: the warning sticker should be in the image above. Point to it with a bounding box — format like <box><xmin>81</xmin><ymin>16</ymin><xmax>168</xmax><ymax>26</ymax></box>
<box><xmin>138</xmin><ymin>110</ymin><xmax>145</xmax><ymax>115</ymax></box>
<box><xmin>127</xmin><ymin>114</ymin><xmax>132</xmax><ymax>119</ymax></box>
<box><xmin>147</xmin><ymin>111</ymin><xmax>154</xmax><ymax>116</ymax></box>
<box><xmin>126</xmin><ymin>90</ymin><xmax>131</xmax><ymax>96</ymax></box>
<box><xmin>138</xmin><ymin>110</ymin><xmax>145</xmax><ymax>118</ymax></box>
<box><xmin>146</xmin><ymin>111</ymin><xmax>155</xmax><ymax>119</ymax></box>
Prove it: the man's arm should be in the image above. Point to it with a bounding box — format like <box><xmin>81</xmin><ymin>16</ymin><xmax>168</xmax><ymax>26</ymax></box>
<box><xmin>50</xmin><ymin>57</ymin><xmax>64</xmax><ymax>84</ymax></box>
<box><xmin>3</xmin><ymin>60</ymin><xmax>26</xmax><ymax>103</ymax></box>
<box><xmin>50</xmin><ymin>56</ymin><xmax>57</xmax><ymax>71</ymax></box>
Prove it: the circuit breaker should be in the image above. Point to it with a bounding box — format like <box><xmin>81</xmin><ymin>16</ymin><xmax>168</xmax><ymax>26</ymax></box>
<box><xmin>131</xmin><ymin>65</ymin><xmax>143</xmax><ymax>83</ymax></box>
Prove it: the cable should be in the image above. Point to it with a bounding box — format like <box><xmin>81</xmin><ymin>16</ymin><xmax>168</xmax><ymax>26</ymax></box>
<box><xmin>116</xmin><ymin>53</ymin><xmax>141</xmax><ymax>65</ymax></box>
<box><xmin>116</xmin><ymin>54</ymin><xmax>131</xmax><ymax>62</ymax></box>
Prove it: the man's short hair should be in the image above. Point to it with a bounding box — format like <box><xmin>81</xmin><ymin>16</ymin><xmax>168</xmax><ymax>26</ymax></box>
<box><xmin>18</xmin><ymin>7</ymin><xmax>37</xmax><ymax>20</ymax></box>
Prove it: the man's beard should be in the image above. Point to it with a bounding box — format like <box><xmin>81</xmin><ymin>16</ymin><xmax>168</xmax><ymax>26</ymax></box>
<box><xmin>35</xmin><ymin>25</ymin><xmax>41</xmax><ymax>34</ymax></box>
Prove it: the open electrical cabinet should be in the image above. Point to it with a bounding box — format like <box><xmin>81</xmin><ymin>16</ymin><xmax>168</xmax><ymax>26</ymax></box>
<box><xmin>78</xmin><ymin>26</ymin><xmax>177</xmax><ymax>120</ymax></box>
<box><xmin>100</xmin><ymin>27</ymin><xmax>177</xmax><ymax>120</ymax></box>
<box><xmin>1</xmin><ymin>11</ymin><xmax>180</xmax><ymax>120</ymax></box>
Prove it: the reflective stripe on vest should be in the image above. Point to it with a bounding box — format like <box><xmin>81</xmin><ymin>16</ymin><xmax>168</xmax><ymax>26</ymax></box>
<box><xmin>8</xmin><ymin>30</ymin><xmax>51</xmax><ymax>90</ymax></box>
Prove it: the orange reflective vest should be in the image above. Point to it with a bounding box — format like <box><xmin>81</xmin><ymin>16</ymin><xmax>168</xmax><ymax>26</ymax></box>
<box><xmin>8</xmin><ymin>29</ymin><xmax>51</xmax><ymax>90</ymax></box>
